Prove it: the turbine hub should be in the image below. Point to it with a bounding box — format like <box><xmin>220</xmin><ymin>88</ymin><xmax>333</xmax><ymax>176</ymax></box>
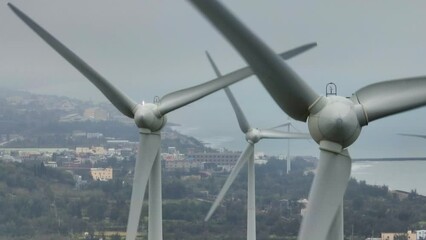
<box><xmin>308</xmin><ymin>96</ymin><xmax>361</xmax><ymax>148</ymax></box>
<box><xmin>246</xmin><ymin>128</ymin><xmax>261</xmax><ymax>144</ymax></box>
<box><xmin>133</xmin><ymin>103</ymin><xmax>167</xmax><ymax>131</ymax></box>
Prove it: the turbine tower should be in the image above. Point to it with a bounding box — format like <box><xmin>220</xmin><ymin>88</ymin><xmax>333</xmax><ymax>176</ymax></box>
<box><xmin>272</xmin><ymin>119</ymin><xmax>303</xmax><ymax>174</ymax></box>
<box><xmin>189</xmin><ymin>1</ymin><xmax>426</xmax><ymax>240</ymax></box>
<box><xmin>8</xmin><ymin>4</ymin><xmax>316</xmax><ymax>240</ymax></box>
<box><xmin>204</xmin><ymin>52</ymin><xmax>310</xmax><ymax>240</ymax></box>
<box><xmin>285</xmin><ymin>121</ymin><xmax>292</xmax><ymax>174</ymax></box>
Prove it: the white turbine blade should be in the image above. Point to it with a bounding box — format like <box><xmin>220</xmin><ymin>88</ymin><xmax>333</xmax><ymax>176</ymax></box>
<box><xmin>258</xmin><ymin>129</ymin><xmax>310</xmax><ymax>140</ymax></box>
<box><xmin>205</xmin><ymin>51</ymin><xmax>224</xmax><ymax>77</ymax></box>
<box><xmin>398</xmin><ymin>133</ymin><xmax>426</xmax><ymax>139</ymax></box>
<box><xmin>8</xmin><ymin>3</ymin><xmax>137</xmax><ymax>118</ymax></box>
<box><xmin>326</xmin><ymin>203</ymin><xmax>344</xmax><ymax>240</ymax></box>
<box><xmin>157</xmin><ymin>42</ymin><xmax>317</xmax><ymax>117</ymax></box>
<box><xmin>206</xmin><ymin>43</ymin><xmax>317</xmax><ymax>77</ymax></box>
<box><xmin>298</xmin><ymin>142</ymin><xmax>351</xmax><ymax>240</ymax></box>
<box><xmin>158</xmin><ymin>66</ymin><xmax>252</xmax><ymax>116</ymax></box>
<box><xmin>352</xmin><ymin>76</ymin><xmax>426</xmax><ymax>125</ymax></box>
<box><xmin>206</xmin><ymin>43</ymin><xmax>317</xmax><ymax>134</ymax></box>
<box><xmin>205</xmin><ymin>143</ymin><xmax>254</xmax><ymax>221</ymax></box>
<box><xmin>205</xmin><ymin>51</ymin><xmax>251</xmax><ymax>133</ymax></box>
<box><xmin>189</xmin><ymin>1</ymin><xmax>320</xmax><ymax>122</ymax></box>
<box><xmin>126</xmin><ymin>133</ymin><xmax>160</xmax><ymax>240</ymax></box>
<box><xmin>269</xmin><ymin>122</ymin><xmax>291</xmax><ymax>130</ymax></box>
<box><xmin>223</xmin><ymin>87</ymin><xmax>252</xmax><ymax>133</ymax></box>
<box><xmin>277</xmin><ymin>42</ymin><xmax>317</xmax><ymax>61</ymax></box>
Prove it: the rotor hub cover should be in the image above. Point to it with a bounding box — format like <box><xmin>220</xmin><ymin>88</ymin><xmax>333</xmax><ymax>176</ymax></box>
<box><xmin>246</xmin><ymin>128</ymin><xmax>261</xmax><ymax>144</ymax></box>
<box><xmin>133</xmin><ymin>103</ymin><xmax>166</xmax><ymax>131</ymax></box>
<box><xmin>308</xmin><ymin>96</ymin><xmax>361</xmax><ymax>148</ymax></box>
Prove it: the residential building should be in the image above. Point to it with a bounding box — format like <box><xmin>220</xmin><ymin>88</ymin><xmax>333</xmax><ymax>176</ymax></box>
<box><xmin>87</xmin><ymin>132</ymin><xmax>103</xmax><ymax>139</ymax></box>
<box><xmin>417</xmin><ymin>230</ymin><xmax>426</xmax><ymax>240</ymax></box>
<box><xmin>75</xmin><ymin>146</ymin><xmax>107</xmax><ymax>156</ymax></box>
<box><xmin>161</xmin><ymin>147</ymin><xmax>185</xmax><ymax>161</ymax></box>
<box><xmin>44</xmin><ymin>161</ymin><xmax>58</xmax><ymax>168</ymax></box>
<box><xmin>90</xmin><ymin>167</ymin><xmax>113</xmax><ymax>181</ymax></box>
<box><xmin>163</xmin><ymin>159</ymin><xmax>201</xmax><ymax>172</ymax></box>
<box><xmin>186</xmin><ymin>152</ymin><xmax>241</xmax><ymax>167</ymax></box>
<box><xmin>92</xmin><ymin>147</ymin><xmax>107</xmax><ymax>155</ymax></box>
<box><xmin>83</xmin><ymin>107</ymin><xmax>109</xmax><ymax>121</ymax></box>
<box><xmin>382</xmin><ymin>231</ymin><xmax>416</xmax><ymax>240</ymax></box>
<box><xmin>76</xmin><ymin>147</ymin><xmax>91</xmax><ymax>155</ymax></box>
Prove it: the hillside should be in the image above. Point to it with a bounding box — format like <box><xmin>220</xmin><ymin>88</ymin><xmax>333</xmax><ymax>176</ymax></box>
<box><xmin>0</xmin><ymin>158</ymin><xmax>425</xmax><ymax>239</ymax></box>
<box><xmin>0</xmin><ymin>91</ymin><xmax>426</xmax><ymax>239</ymax></box>
<box><xmin>0</xmin><ymin>90</ymin><xmax>211</xmax><ymax>153</ymax></box>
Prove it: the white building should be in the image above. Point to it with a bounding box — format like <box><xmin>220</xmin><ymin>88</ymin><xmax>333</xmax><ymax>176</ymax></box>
<box><xmin>44</xmin><ymin>161</ymin><xmax>58</xmax><ymax>168</ymax></box>
<box><xmin>164</xmin><ymin>160</ymin><xmax>201</xmax><ymax>171</ymax></box>
<box><xmin>90</xmin><ymin>168</ymin><xmax>113</xmax><ymax>181</ymax></box>
<box><xmin>417</xmin><ymin>230</ymin><xmax>426</xmax><ymax>240</ymax></box>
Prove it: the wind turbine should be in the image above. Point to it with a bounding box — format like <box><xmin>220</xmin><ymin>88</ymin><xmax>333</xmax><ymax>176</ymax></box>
<box><xmin>204</xmin><ymin>52</ymin><xmax>310</xmax><ymax>240</ymax></box>
<box><xmin>8</xmin><ymin>3</ymin><xmax>316</xmax><ymax>240</ymax></box>
<box><xmin>189</xmin><ymin>1</ymin><xmax>426</xmax><ymax>240</ymax></box>
<box><xmin>272</xmin><ymin>119</ymin><xmax>305</xmax><ymax>174</ymax></box>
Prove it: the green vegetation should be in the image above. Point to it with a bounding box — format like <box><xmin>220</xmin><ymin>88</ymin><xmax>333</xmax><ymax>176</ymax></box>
<box><xmin>0</xmin><ymin>158</ymin><xmax>425</xmax><ymax>239</ymax></box>
<box><xmin>1</xmin><ymin>92</ymin><xmax>426</xmax><ymax>239</ymax></box>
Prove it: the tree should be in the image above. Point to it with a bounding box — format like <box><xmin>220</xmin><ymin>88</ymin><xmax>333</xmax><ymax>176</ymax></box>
<box><xmin>110</xmin><ymin>233</ymin><xmax>122</xmax><ymax>240</ymax></box>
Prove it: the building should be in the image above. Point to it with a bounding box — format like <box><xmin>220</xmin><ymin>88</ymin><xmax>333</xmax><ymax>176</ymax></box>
<box><xmin>91</xmin><ymin>147</ymin><xmax>107</xmax><ymax>155</ymax></box>
<box><xmin>75</xmin><ymin>146</ymin><xmax>107</xmax><ymax>156</ymax></box>
<box><xmin>59</xmin><ymin>113</ymin><xmax>85</xmax><ymax>122</ymax></box>
<box><xmin>83</xmin><ymin>107</ymin><xmax>109</xmax><ymax>121</ymax></box>
<box><xmin>186</xmin><ymin>152</ymin><xmax>241</xmax><ymax>167</ymax></box>
<box><xmin>44</xmin><ymin>161</ymin><xmax>58</xmax><ymax>168</ymax></box>
<box><xmin>164</xmin><ymin>160</ymin><xmax>201</xmax><ymax>172</ymax></box>
<box><xmin>417</xmin><ymin>230</ymin><xmax>426</xmax><ymax>240</ymax></box>
<box><xmin>298</xmin><ymin>198</ymin><xmax>309</xmax><ymax>216</ymax></box>
<box><xmin>161</xmin><ymin>147</ymin><xmax>185</xmax><ymax>161</ymax></box>
<box><xmin>76</xmin><ymin>147</ymin><xmax>91</xmax><ymax>155</ymax></box>
<box><xmin>90</xmin><ymin>168</ymin><xmax>113</xmax><ymax>181</ymax></box>
<box><xmin>87</xmin><ymin>132</ymin><xmax>103</xmax><ymax>139</ymax></box>
<box><xmin>382</xmin><ymin>231</ymin><xmax>416</xmax><ymax>240</ymax></box>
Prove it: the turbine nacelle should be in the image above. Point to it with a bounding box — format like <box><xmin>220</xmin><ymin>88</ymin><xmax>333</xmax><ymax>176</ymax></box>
<box><xmin>134</xmin><ymin>103</ymin><xmax>167</xmax><ymax>131</ymax></box>
<box><xmin>308</xmin><ymin>96</ymin><xmax>362</xmax><ymax>148</ymax></box>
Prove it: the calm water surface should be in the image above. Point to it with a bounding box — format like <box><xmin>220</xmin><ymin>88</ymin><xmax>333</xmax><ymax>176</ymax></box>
<box><xmin>351</xmin><ymin>161</ymin><xmax>426</xmax><ymax>195</ymax></box>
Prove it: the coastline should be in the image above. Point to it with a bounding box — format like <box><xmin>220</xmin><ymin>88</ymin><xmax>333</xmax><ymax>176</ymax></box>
<box><xmin>353</xmin><ymin>157</ymin><xmax>426</xmax><ymax>162</ymax></box>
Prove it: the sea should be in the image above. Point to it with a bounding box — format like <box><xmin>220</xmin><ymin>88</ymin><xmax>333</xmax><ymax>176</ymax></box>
<box><xmin>351</xmin><ymin>160</ymin><xmax>426</xmax><ymax>196</ymax></box>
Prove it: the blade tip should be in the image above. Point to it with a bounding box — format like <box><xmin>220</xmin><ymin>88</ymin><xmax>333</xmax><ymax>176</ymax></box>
<box><xmin>205</xmin><ymin>50</ymin><xmax>212</xmax><ymax>60</ymax></box>
<box><xmin>7</xmin><ymin>2</ymin><xmax>16</xmax><ymax>11</ymax></box>
<box><xmin>204</xmin><ymin>209</ymin><xmax>214</xmax><ymax>222</ymax></box>
<box><xmin>305</xmin><ymin>42</ymin><xmax>318</xmax><ymax>50</ymax></box>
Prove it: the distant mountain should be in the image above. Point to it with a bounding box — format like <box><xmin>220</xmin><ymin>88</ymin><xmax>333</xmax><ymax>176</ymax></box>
<box><xmin>0</xmin><ymin>90</ymin><xmax>213</xmax><ymax>153</ymax></box>
<box><xmin>161</xmin><ymin>126</ymin><xmax>217</xmax><ymax>154</ymax></box>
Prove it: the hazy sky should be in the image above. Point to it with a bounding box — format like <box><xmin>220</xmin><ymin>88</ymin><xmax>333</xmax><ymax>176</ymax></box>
<box><xmin>1</xmin><ymin>1</ymin><xmax>426</xmax><ymax>158</ymax></box>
